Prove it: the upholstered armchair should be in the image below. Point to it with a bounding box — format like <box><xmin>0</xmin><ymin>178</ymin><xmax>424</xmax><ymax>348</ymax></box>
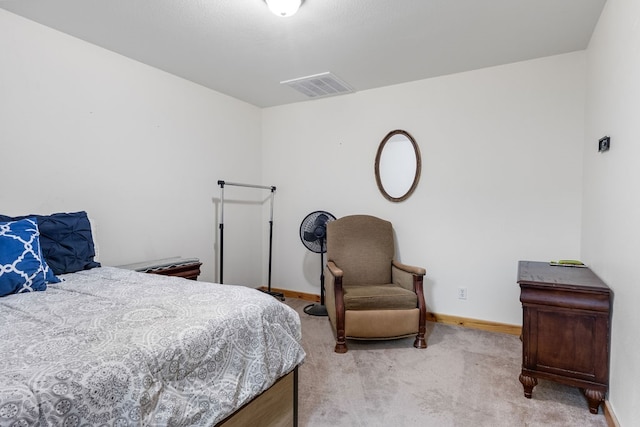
<box><xmin>324</xmin><ymin>214</ymin><xmax>427</xmax><ymax>353</ymax></box>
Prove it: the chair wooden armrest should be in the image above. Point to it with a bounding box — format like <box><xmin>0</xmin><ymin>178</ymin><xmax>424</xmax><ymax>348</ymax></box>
<box><xmin>392</xmin><ymin>260</ymin><xmax>426</xmax><ymax>276</ymax></box>
<box><xmin>326</xmin><ymin>260</ymin><xmax>347</xmax><ymax>353</ymax></box>
<box><xmin>326</xmin><ymin>260</ymin><xmax>343</xmax><ymax>278</ymax></box>
<box><xmin>391</xmin><ymin>260</ymin><xmax>427</xmax><ymax>349</ymax></box>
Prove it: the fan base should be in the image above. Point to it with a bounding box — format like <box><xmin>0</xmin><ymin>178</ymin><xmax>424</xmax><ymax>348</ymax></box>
<box><xmin>260</xmin><ymin>289</ymin><xmax>285</xmax><ymax>301</ymax></box>
<box><xmin>304</xmin><ymin>303</ymin><xmax>328</xmax><ymax>316</ymax></box>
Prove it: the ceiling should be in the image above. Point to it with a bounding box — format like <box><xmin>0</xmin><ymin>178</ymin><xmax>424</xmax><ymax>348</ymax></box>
<box><xmin>0</xmin><ymin>0</ymin><xmax>606</xmax><ymax>108</ymax></box>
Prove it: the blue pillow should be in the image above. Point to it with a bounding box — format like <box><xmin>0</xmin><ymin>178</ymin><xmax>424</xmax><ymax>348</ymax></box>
<box><xmin>0</xmin><ymin>212</ymin><xmax>100</xmax><ymax>275</ymax></box>
<box><xmin>0</xmin><ymin>218</ymin><xmax>58</xmax><ymax>297</ymax></box>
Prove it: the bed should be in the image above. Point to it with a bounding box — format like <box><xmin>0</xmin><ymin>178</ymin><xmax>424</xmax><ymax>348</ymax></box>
<box><xmin>0</xmin><ymin>212</ymin><xmax>305</xmax><ymax>426</ymax></box>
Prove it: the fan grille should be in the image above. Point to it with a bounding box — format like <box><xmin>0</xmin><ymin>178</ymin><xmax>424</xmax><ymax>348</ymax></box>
<box><xmin>299</xmin><ymin>211</ymin><xmax>336</xmax><ymax>253</ymax></box>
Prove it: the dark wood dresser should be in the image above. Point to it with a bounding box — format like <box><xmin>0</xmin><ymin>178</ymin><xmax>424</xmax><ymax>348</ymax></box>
<box><xmin>147</xmin><ymin>261</ymin><xmax>202</xmax><ymax>280</ymax></box>
<box><xmin>118</xmin><ymin>257</ymin><xmax>202</xmax><ymax>280</ymax></box>
<box><xmin>517</xmin><ymin>260</ymin><xmax>612</xmax><ymax>414</ymax></box>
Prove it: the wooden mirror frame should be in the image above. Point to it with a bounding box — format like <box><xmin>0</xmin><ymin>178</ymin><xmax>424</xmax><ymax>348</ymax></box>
<box><xmin>374</xmin><ymin>129</ymin><xmax>421</xmax><ymax>202</ymax></box>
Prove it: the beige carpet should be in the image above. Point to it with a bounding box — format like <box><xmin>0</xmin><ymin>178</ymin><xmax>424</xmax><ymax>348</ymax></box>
<box><xmin>284</xmin><ymin>298</ymin><xmax>608</xmax><ymax>427</ymax></box>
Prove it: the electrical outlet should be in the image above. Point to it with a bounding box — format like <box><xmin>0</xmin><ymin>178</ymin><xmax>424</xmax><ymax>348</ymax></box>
<box><xmin>457</xmin><ymin>287</ymin><xmax>467</xmax><ymax>300</ymax></box>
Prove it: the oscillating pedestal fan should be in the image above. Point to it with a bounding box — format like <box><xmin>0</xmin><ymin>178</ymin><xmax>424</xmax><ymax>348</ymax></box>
<box><xmin>299</xmin><ymin>210</ymin><xmax>336</xmax><ymax>316</ymax></box>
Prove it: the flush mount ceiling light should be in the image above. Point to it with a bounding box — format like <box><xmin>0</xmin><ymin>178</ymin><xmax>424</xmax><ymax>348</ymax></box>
<box><xmin>265</xmin><ymin>0</ymin><xmax>302</xmax><ymax>17</ymax></box>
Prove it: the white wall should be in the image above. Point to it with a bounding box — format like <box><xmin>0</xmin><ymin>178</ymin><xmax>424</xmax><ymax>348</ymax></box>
<box><xmin>0</xmin><ymin>9</ymin><xmax>265</xmax><ymax>286</ymax></box>
<box><xmin>263</xmin><ymin>52</ymin><xmax>586</xmax><ymax>325</ymax></box>
<box><xmin>583</xmin><ymin>0</ymin><xmax>640</xmax><ymax>423</ymax></box>
<box><xmin>0</xmin><ymin>6</ymin><xmax>588</xmax><ymax>326</ymax></box>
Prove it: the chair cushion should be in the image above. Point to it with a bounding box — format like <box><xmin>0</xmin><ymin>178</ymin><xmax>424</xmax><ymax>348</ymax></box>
<box><xmin>343</xmin><ymin>284</ymin><xmax>417</xmax><ymax>310</ymax></box>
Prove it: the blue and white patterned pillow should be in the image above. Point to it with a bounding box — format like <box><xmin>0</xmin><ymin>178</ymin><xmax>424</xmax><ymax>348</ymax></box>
<box><xmin>0</xmin><ymin>217</ymin><xmax>59</xmax><ymax>297</ymax></box>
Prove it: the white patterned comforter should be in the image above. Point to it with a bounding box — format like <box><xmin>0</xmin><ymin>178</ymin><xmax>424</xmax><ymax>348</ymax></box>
<box><xmin>0</xmin><ymin>267</ymin><xmax>305</xmax><ymax>426</ymax></box>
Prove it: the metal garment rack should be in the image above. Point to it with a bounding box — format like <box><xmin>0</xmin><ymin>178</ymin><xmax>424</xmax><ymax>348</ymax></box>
<box><xmin>217</xmin><ymin>180</ymin><xmax>284</xmax><ymax>301</ymax></box>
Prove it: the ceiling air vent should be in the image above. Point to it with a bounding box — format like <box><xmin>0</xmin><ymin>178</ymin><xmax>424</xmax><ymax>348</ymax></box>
<box><xmin>281</xmin><ymin>72</ymin><xmax>354</xmax><ymax>99</ymax></box>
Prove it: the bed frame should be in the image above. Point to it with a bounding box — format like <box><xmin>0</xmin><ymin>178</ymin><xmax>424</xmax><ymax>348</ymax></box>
<box><xmin>217</xmin><ymin>366</ymin><xmax>299</xmax><ymax>427</ymax></box>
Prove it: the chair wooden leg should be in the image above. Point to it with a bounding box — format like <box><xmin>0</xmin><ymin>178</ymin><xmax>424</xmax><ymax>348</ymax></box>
<box><xmin>335</xmin><ymin>324</ymin><xmax>348</xmax><ymax>353</ymax></box>
<box><xmin>414</xmin><ymin>274</ymin><xmax>427</xmax><ymax>349</ymax></box>
<box><xmin>413</xmin><ymin>333</ymin><xmax>427</xmax><ymax>349</ymax></box>
<box><xmin>334</xmin><ymin>278</ymin><xmax>347</xmax><ymax>353</ymax></box>
<box><xmin>413</xmin><ymin>315</ymin><xmax>427</xmax><ymax>349</ymax></box>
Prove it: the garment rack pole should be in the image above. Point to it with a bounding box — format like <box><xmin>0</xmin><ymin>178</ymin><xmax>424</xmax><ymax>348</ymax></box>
<box><xmin>217</xmin><ymin>180</ymin><xmax>284</xmax><ymax>301</ymax></box>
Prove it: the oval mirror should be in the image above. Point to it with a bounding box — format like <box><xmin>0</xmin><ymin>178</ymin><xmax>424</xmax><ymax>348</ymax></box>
<box><xmin>374</xmin><ymin>130</ymin><xmax>421</xmax><ymax>202</ymax></box>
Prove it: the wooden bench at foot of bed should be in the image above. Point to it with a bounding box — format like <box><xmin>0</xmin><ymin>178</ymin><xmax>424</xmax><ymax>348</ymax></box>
<box><xmin>217</xmin><ymin>366</ymin><xmax>299</xmax><ymax>427</ymax></box>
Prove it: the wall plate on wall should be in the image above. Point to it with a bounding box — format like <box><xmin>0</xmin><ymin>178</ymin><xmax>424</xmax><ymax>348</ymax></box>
<box><xmin>598</xmin><ymin>136</ymin><xmax>610</xmax><ymax>152</ymax></box>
